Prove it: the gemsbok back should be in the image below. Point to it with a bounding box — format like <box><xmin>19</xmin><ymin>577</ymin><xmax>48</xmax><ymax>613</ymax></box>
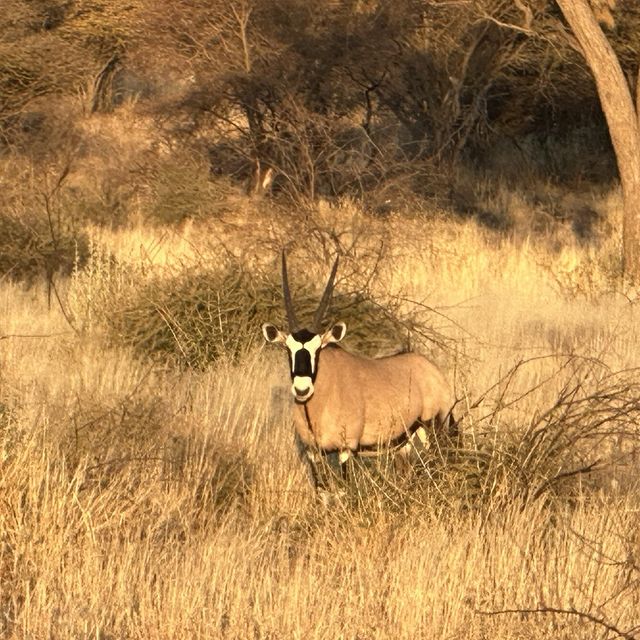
<box><xmin>262</xmin><ymin>251</ymin><xmax>458</xmax><ymax>490</ymax></box>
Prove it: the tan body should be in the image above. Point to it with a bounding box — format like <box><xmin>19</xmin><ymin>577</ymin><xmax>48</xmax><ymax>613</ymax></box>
<box><xmin>264</xmin><ymin>250</ymin><xmax>457</xmax><ymax>490</ymax></box>
<box><xmin>292</xmin><ymin>346</ymin><xmax>454</xmax><ymax>453</ymax></box>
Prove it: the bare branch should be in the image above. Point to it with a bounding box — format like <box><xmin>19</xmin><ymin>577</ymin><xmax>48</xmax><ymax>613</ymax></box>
<box><xmin>476</xmin><ymin>605</ymin><xmax>638</xmax><ymax>640</ymax></box>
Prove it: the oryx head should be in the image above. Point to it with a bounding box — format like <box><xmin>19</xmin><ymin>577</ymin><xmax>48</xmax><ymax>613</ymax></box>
<box><xmin>262</xmin><ymin>251</ymin><xmax>346</xmax><ymax>403</ymax></box>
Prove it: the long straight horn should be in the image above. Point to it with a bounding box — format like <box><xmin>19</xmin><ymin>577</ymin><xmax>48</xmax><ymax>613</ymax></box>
<box><xmin>281</xmin><ymin>250</ymin><xmax>299</xmax><ymax>332</ymax></box>
<box><xmin>312</xmin><ymin>255</ymin><xmax>339</xmax><ymax>332</ymax></box>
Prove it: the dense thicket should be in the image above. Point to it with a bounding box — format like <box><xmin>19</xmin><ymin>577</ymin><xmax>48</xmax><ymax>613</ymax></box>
<box><xmin>2</xmin><ymin>0</ymin><xmax>639</xmax><ymax>207</ymax></box>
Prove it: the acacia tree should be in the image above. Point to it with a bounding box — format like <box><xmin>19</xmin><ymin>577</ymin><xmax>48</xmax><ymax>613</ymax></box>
<box><xmin>556</xmin><ymin>0</ymin><xmax>640</xmax><ymax>281</ymax></box>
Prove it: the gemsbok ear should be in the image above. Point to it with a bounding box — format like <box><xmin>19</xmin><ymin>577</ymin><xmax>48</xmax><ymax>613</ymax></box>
<box><xmin>262</xmin><ymin>323</ymin><xmax>286</xmax><ymax>344</ymax></box>
<box><xmin>321</xmin><ymin>322</ymin><xmax>346</xmax><ymax>347</ymax></box>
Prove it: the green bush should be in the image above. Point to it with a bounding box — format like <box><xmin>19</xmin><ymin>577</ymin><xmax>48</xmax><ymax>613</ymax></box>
<box><xmin>106</xmin><ymin>260</ymin><xmax>414</xmax><ymax>368</ymax></box>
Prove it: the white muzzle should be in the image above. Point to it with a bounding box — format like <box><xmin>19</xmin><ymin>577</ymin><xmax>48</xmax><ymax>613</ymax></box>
<box><xmin>292</xmin><ymin>375</ymin><xmax>314</xmax><ymax>402</ymax></box>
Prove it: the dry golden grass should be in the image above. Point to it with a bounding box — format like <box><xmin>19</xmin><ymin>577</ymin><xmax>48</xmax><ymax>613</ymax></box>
<box><xmin>1</xmin><ymin>202</ymin><xmax>640</xmax><ymax>639</ymax></box>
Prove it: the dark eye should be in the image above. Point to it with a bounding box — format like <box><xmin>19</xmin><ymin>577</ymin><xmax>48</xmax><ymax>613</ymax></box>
<box><xmin>264</xmin><ymin>325</ymin><xmax>279</xmax><ymax>341</ymax></box>
<box><xmin>332</xmin><ymin>324</ymin><xmax>344</xmax><ymax>340</ymax></box>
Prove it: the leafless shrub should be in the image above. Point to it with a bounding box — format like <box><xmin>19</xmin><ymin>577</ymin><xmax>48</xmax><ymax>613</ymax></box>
<box><xmin>0</xmin><ymin>159</ymin><xmax>90</xmax><ymax>285</ymax></box>
<box><xmin>466</xmin><ymin>357</ymin><xmax>640</xmax><ymax>503</ymax></box>
<box><xmin>323</xmin><ymin>356</ymin><xmax>640</xmax><ymax>516</ymax></box>
<box><xmin>0</xmin><ymin>209</ymin><xmax>89</xmax><ymax>285</ymax></box>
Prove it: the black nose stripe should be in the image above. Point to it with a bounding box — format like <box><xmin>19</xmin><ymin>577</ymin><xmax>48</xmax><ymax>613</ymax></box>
<box><xmin>293</xmin><ymin>348</ymin><xmax>312</xmax><ymax>376</ymax></box>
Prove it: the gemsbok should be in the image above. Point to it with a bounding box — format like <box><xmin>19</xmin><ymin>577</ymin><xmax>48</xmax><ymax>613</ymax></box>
<box><xmin>262</xmin><ymin>251</ymin><xmax>458</xmax><ymax>488</ymax></box>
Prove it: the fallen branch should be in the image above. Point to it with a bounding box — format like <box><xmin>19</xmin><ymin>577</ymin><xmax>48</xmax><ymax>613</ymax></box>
<box><xmin>476</xmin><ymin>605</ymin><xmax>638</xmax><ymax>640</ymax></box>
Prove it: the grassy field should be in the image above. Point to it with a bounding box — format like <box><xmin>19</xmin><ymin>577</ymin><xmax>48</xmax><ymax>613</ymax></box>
<box><xmin>1</xmin><ymin>202</ymin><xmax>640</xmax><ymax>639</ymax></box>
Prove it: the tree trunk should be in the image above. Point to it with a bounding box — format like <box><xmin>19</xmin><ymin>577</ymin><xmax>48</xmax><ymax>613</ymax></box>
<box><xmin>556</xmin><ymin>0</ymin><xmax>640</xmax><ymax>281</ymax></box>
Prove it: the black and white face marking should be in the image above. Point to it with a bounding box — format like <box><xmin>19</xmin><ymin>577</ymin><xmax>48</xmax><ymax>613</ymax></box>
<box><xmin>262</xmin><ymin>322</ymin><xmax>347</xmax><ymax>403</ymax></box>
<box><xmin>285</xmin><ymin>329</ymin><xmax>323</xmax><ymax>402</ymax></box>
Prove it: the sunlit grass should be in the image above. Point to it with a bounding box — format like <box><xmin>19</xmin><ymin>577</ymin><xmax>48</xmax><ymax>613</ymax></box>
<box><xmin>1</xmin><ymin>203</ymin><xmax>639</xmax><ymax>639</ymax></box>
